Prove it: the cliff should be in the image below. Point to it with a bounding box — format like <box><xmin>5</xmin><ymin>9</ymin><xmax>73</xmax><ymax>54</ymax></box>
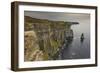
<box><xmin>24</xmin><ymin>16</ymin><xmax>73</xmax><ymax>61</ymax></box>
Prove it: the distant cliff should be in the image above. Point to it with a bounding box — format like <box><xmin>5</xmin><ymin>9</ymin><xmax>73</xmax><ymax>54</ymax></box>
<box><xmin>24</xmin><ymin>16</ymin><xmax>74</xmax><ymax>61</ymax></box>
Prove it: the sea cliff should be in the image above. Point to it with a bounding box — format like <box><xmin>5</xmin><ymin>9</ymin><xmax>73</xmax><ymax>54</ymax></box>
<box><xmin>24</xmin><ymin>16</ymin><xmax>74</xmax><ymax>61</ymax></box>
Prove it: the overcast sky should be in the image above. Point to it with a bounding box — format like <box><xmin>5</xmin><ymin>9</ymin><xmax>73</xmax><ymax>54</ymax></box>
<box><xmin>24</xmin><ymin>11</ymin><xmax>89</xmax><ymax>22</ymax></box>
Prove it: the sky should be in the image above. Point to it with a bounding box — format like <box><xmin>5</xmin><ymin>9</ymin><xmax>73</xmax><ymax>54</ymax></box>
<box><xmin>24</xmin><ymin>11</ymin><xmax>89</xmax><ymax>22</ymax></box>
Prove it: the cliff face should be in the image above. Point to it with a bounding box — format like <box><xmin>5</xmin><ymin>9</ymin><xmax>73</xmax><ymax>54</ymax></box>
<box><xmin>24</xmin><ymin>16</ymin><xmax>73</xmax><ymax>61</ymax></box>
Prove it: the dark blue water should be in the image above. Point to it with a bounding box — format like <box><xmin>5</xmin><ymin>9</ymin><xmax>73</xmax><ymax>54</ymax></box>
<box><xmin>58</xmin><ymin>37</ymin><xmax>90</xmax><ymax>60</ymax></box>
<box><xmin>57</xmin><ymin>25</ymin><xmax>90</xmax><ymax>60</ymax></box>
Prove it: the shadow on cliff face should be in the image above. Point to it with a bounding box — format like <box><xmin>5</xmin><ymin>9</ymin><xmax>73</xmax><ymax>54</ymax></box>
<box><xmin>52</xmin><ymin>36</ymin><xmax>74</xmax><ymax>60</ymax></box>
